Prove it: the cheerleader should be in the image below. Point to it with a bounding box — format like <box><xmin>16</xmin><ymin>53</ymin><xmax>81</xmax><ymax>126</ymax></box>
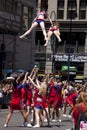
<box><xmin>19</xmin><ymin>4</ymin><xmax>52</xmax><ymax>41</ymax></box>
<box><xmin>47</xmin><ymin>77</ymin><xmax>55</xmax><ymax>121</ymax></box>
<box><xmin>44</xmin><ymin>21</ymin><xmax>61</xmax><ymax>46</ymax></box>
<box><xmin>4</xmin><ymin>73</ymin><xmax>32</xmax><ymax>127</ymax></box>
<box><xmin>21</xmin><ymin>68</ymin><xmax>39</xmax><ymax>126</ymax></box>
<box><xmin>28</xmin><ymin>75</ymin><xmax>48</xmax><ymax>127</ymax></box>
<box><xmin>64</xmin><ymin>89</ymin><xmax>78</xmax><ymax>118</ymax></box>
<box><xmin>53</xmin><ymin>79</ymin><xmax>63</xmax><ymax>122</ymax></box>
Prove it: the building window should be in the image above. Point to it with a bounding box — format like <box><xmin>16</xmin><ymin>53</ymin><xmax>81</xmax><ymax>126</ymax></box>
<box><xmin>36</xmin><ymin>0</ymin><xmax>38</xmax><ymax>10</ymax></box>
<box><xmin>79</xmin><ymin>0</ymin><xmax>86</xmax><ymax>19</ymax></box>
<box><xmin>56</xmin><ymin>41</ymin><xmax>64</xmax><ymax>53</ymax></box>
<box><xmin>57</xmin><ymin>0</ymin><xmax>64</xmax><ymax>19</ymax></box>
<box><xmin>4</xmin><ymin>0</ymin><xmax>14</xmax><ymax>13</ymax></box>
<box><xmin>22</xmin><ymin>6</ymin><xmax>29</xmax><ymax>30</ymax></box>
<box><xmin>67</xmin><ymin>0</ymin><xmax>77</xmax><ymax>19</ymax></box>
<box><xmin>28</xmin><ymin>7</ymin><xmax>33</xmax><ymax>28</ymax></box>
<box><xmin>22</xmin><ymin>5</ymin><xmax>33</xmax><ymax>37</ymax></box>
<box><xmin>56</xmin><ymin>32</ymin><xmax>85</xmax><ymax>54</ymax></box>
<box><xmin>77</xmin><ymin>33</ymin><xmax>85</xmax><ymax>53</ymax></box>
<box><xmin>35</xmin><ymin>31</ymin><xmax>46</xmax><ymax>53</ymax></box>
<box><xmin>14</xmin><ymin>1</ymin><xmax>18</xmax><ymax>13</ymax></box>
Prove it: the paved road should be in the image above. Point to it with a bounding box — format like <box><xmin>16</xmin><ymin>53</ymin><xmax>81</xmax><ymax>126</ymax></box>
<box><xmin>0</xmin><ymin>109</ymin><xmax>73</xmax><ymax>130</ymax></box>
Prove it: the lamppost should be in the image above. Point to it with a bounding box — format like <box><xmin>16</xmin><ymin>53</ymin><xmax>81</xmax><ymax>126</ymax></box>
<box><xmin>51</xmin><ymin>34</ymin><xmax>56</xmax><ymax>73</ymax></box>
<box><xmin>67</xmin><ymin>8</ymin><xmax>72</xmax><ymax>83</ymax></box>
<box><xmin>67</xmin><ymin>0</ymin><xmax>77</xmax><ymax>83</ymax></box>
<box><xmin>50</xmin><ymin>11</ymin><xmax>56</xmax><ymax>73</ymax></box>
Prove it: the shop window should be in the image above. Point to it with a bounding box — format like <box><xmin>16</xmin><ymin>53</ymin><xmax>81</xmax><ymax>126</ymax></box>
<box><xmin>77</xmin><ymin>64</ymin><xmax>84</xmax><ymax>74</ymax></box>
<box><xmin>77</xmin><ymin>33</ymin><xmax>85</xmax><ymax>53</ymax></box>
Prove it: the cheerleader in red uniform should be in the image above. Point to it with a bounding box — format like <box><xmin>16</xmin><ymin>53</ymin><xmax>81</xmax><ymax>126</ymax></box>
<box><xmin>25</xmin><ymin>83</ymin><xmax>32</xmax><ymax>117</ymax></box>
<box><xmin>28</xmin><ymin>76</ymin><xmax>48</xmax><ymax>127</ymax></box>
<box><xmin>65</xmin><ymin>90</ymin><xmax>78</xmax><ymax>118</ymax></box>
<box><xmin>47</xmin><ymin>77</ymin><xmax>55</xmax><ymax>120</ymax></box>
<box><xmin>43</xmin><ymin>94</ymin><xmax>50</xmax><ymax>123</ymax></box>
<box><xmin>4</xmin><ymin>73</ymin><xmax>32</xmax><ymax>127</ymax></box>
<box><xmin>53</xmin><ymin>80</ymin><xmax>63</xmax><ymax>122</ymax></box>
<box><xmin>62</xmin><ymin>84</ymin><xmax>70</xmax><ymax>117</ymax></box>
<box><xmin>19</xmin><ymin>3</ymin><xmax>52</xmax><ymax>41</ymax></box>
<box><xmin>21</xmin><ymin>82</ymin><xmax>33</xmax><ymax>127</ymax></box>
<box><xmin>21</xmin><ymin>68</ymin><xmax>39</xmax><ymax>126</ymax></box>
<box><xmin>44</xmin><ymin>21</ymin><xmax>61</xmax><ymax>46</ymax></box>
<box><xmin>49</xmin><ymin>79</ymin><xmax>62</xmax><ymax>122</ymax></box>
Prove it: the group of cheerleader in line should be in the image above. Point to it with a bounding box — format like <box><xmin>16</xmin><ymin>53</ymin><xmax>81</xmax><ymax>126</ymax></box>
<box><xmin>3</xmin><ymin>67</ymin><xmax>87</xmax><ymax>128</ymax></box>
<box><xmin>19</xmin><ymin>3</ymin><xmax>61</xmax><ymax>46</ymax></box>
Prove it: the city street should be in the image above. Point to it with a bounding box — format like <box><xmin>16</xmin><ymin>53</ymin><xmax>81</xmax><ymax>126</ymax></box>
<box><xmin>0</xmin><ymin>109</ymin><xmax>73</xmax><ymax>130</ymax></box>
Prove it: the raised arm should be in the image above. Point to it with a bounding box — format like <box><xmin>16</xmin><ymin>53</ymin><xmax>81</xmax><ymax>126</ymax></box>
<box><xmin>22</xmin><ymin>72</ymin><xmax>29</xmax><ymax>84</ymax></box>
<box><xmin>28</xmin><ymin>67</ymin><xmax>39</xmax><ymax>82</ymax></box>
<box><xmin>29</xmin><ymin>68</ymin><xmax>35</xmax><ymax>78</ymax></box>
<box><xmin>28</xmin><ymin>76</ymin><xmax>41</xmax><ymax>90</ymax></box>
<box><xmin>16</xmin><ymin>72</ymin><xmax>24</xmax><ymax>84</ymax></box>
<box><xmin>45</xmin><ymin>70</ymin><xmax>49</xmax><ymax>85</ymax></box>
<box><xmin>32</xmin><ymin>68</ymin><xmax>39</xmax><ymax>80</ymax></box>
<box><xmin>28</xmin><ymin>76</ymin><xmax>37</xmax><ymax>87</ymax></box>
<box><xmin>47</xmin><ymin>15</ymin><xmax>53</xmax><ymax>26</ymax></box>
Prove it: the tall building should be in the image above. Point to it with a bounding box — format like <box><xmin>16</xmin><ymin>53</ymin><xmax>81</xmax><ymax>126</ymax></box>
<box><xmin>35</xmin><ymin>0</ymin><xmax>87</xmax><ymax>80</ymax></box>
<box><xmin>0</xmin><ymin>0</ymin><xmax>36</xmax><ymax>78</ymax></box>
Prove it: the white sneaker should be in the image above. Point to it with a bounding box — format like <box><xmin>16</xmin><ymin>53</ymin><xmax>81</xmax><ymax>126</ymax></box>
<box><xmin>44</xmin><ymin>43</ymin><xmax>47</xmax><ymax>46</ymax></box>
<box><xmin>52</xmin><ymin>119</ymin><xmax>56</xmax><ymax>122</ymax></box>
<box><xmin>4</xmin><ymin>124</ymin><xmax>8</xmax><ymax>127</ymax></box>
<box><xmin>33</xmin><ymin>124</ymin><xmax>40</xmax><ymax>128</ymax></box>
<box><xmin>59</xmin><ymin>108</ymin><xmax>61</xmax><ymax>111</ymax></box>
<box><xmin>44</xmin><ymin>119</ymin><xmax>47</xmax><ymax>122</ymax></box>
<box><xmin>67</xmin><ymin>115</ymin><xmax>72</xmax><ymax>118</ymax></box>
<box><xmin>59</xmin><ymin>39</ymin><xmax>62</xmax><ymax>42</ymax></box>
<box><xmin>58</xmin><ymin>119</ymin><xmax>62</xmax><ymax>122</ymax></box>
<box><xmin>66</xmin><ymin>128</ymin><xmax>71</xmax><ymax>130</ymax></box>
<box><xmin>63</xmin><ymin>114</ymin><xmax>67</xmax><ymax>117</ymax></box>
<box><xmin>27</xmin><ymin>123</ymin><xmax>32</xmax><ymax>127</ymax></box>
<box><xmin>31</xmin><ymin>118</ymin><xmax>33</xmax><ymax>122</ymax></box>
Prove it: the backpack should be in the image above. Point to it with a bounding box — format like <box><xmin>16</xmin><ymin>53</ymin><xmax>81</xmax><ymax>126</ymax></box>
<box><xmin>75</xmin><ymin>106</ymin><xmax>87</xmax><ymax>130</ymax></box>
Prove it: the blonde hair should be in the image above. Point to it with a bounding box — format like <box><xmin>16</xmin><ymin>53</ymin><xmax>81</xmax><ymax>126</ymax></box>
<box><xmin>82</xmin><ymin>92</ymin><xmax>87</xmax><ymax>115</ymax></box>
<box><xmin>77</xmin><ymin>91</ymin><xmax>85</xmax><ymax>104</ymax></box>
<box><xmin>40</xmin><ymin>83</ymin><xmax>47</xmax><ymax>97</ymax></box>
<box><xmin>83</xmin><ymin>92</ymin><xmax>87</xmax><ymax>106</ymax></box>
<box><xmin>53</xmin><ymin>21</ymin><xmax>60</xmax><ymax>28</ymax></box>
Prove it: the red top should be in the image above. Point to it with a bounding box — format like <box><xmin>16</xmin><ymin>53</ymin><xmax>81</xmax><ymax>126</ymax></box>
<box><xmin>11</xmin><ymin>86</ymin><xmax>21</xmax><ymax>102</ymax></box>
<box><xmin>49</xmin><ymin>82</ymin><xmax>55</xmax><ymax>97</ymax></box>
<box><xmin>50</xmin><ymin>27</ymin><xmax>58</xmax><ymax>31</ymax></box>
<box><xmin>72</xmin><ymin>103</ymin><xmax>85</xmax><ymax>127</ymax></box>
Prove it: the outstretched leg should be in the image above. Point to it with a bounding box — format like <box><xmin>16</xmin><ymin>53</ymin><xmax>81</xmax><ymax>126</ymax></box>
<box><xmin>4</xmin><ymin>110</ymin><xmax>13</xmax><ymax>127</ymax></box>
<box><xmin>19</xmin><ymin>22</ymin><xmax>38</xmax><ymax>38</ymax></box>
<box><xmin>54</xmin><ymin>30</ymin><xmax>61</xmax><ymax>42</ymax></box>
<box><xmin>44</xmin><ymin>31</ymin><xmax>53</xmax><ymax>46</ymax></box>
<box><xmin>20</xmin><ymin>109</ymin><xmax>32</xmax><ymax>127</ymax></box>
<box><xmin>40</xmin><ymin>22</ymin><xmax>47</xmax><ymax>41</ymax></box>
